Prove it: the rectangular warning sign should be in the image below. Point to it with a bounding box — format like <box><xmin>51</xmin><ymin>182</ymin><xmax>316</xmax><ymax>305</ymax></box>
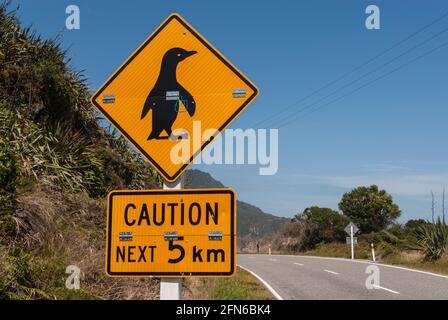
<box><xmin>106</xmin><ymin>189</ymin><xmax>236</xmax><ymax>277</ymax></box>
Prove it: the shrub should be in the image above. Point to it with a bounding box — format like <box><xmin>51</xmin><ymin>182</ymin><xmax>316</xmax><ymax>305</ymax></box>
<box><xmin>275</xmin><ymin>207</ymin><xmax>349</xmax><ymax>252</ymax></box>
<box><xmin>415</xmin><ymin>218</ymin><xmax>448</xmax><ymax>261</ymax></box>
<box><xmin>0</xmin><ymin>137</ymin><xmax>16</xmax><ymax>237</ymax></box>
<box><xmin>0</xmin><ymin>246</ymin><xmax>50</xmax><ymax>300</ymax></box>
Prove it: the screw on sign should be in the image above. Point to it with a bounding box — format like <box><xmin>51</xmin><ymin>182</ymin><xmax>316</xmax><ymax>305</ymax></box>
<box><xmin>106</xmin><ymin>189</ymin><xmax>236</xmax><ymax>277</ymax></box>
<box><xmin>91</xmin><ymin>13</ymin><xmax>259</xmax><ymax>183</ymax></box>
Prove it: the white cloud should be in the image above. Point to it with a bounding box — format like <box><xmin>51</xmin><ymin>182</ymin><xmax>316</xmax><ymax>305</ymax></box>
<box><xmin>297</xmin><ymin>173</ymin><xmax>448</xmax><ymax>196</ymax></box>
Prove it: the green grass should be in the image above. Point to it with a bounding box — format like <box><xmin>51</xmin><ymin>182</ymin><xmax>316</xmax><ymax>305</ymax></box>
<box><xmin>299</xmin><ymin>242</ymin><xmax>371</xmax><ymax>260</ymax></box>
<box><xmin>208</xmin><ymin>267</ymin><xmax>272</xmax><ymax>300</ymax></box>
<box><xmin>380</xmin><ymin>252</ymin><xmax>448</xmax><ymax>275</ymax></box>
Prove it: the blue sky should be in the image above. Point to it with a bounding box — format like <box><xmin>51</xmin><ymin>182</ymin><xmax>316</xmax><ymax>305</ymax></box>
<box><xmin>15</xmin><ymin>0</ymin><xmax>448</xmax><ymax>222</ymax></box>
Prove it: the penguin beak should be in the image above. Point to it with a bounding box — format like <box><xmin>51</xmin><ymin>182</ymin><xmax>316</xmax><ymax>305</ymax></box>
<box><xmin>185</xmin><ymin>50</ymin><xmax>197</xmax><ymax>58</ymax></box>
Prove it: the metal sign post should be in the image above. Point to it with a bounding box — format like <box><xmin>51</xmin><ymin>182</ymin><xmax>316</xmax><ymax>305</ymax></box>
<box><xmin>344</xmin><ymin>222</ymin><xmax>359</xmax><ymax>260</ymax></box>
<box><xmin>350</xmin><ymin>225</ymin><xmax>354</xmax><ymax>260</ymax></box>
<box><xmin>160</xmin><ymin>177</ymin><xmax>183</xmax><ymax>300</ymax></box>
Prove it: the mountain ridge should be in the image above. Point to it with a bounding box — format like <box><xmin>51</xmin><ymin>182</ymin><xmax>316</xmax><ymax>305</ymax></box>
<box><xmin>184</xmin><ymin>169</ymin><xmax>288</xmax><ymax>237</ymax></box>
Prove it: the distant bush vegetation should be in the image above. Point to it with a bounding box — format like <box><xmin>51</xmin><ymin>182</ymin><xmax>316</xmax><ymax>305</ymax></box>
<box><xmin>274</xmin><ymin>206</ymin><xmax>349</xmax><ymax>252</ymax></box>
<box><xmin>273</xmin><ymin>185</ymin><xmax>447</xmax><ymax>264</ymax></box>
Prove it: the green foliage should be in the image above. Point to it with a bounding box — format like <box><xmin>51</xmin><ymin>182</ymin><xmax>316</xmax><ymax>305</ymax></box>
<box><xmin>0</xmin><ymin>136</ymin><xmax>16</xmax><ymax>237</ymax></box>
<box><xmin>276</xmin><ymin>206</ymin><xmax>349</xmax><ymax>252</ymax></box>
<box><xmin>387</xmin><ymin>223</ymin><xmax>405</xmax><ymax>238</ymax></box>
<box><xmin>211</xmin><ymin>268</ymin><xmax>272</xmax><ymax>300</ymax></box>
<box><xmin>0</xmin><ymin>3</ymin><xmax>96</xmax><ymax>133</ymax></box>
<box><xmin>0</xmin><ymin>2</ymin><xmax>162</xmax><ymax>300</ymax></box>
<box><xmin>0</xmin><ymin>246</ymin><xmax>51</xmax><ymax>300</ymax></box>
<box><xmin>415</xmin><ymin>218</ymin><xmax>448</xmax><ymax>261</ymax></box>
<box><xmin>338</xmin><ymin>185</ymin><xmax>401</xmax><ymax>233</ymax></box>
<box><xmin>0</xmin><ymin>104</ymin><xmax>105</xmax><ymax>196</ymax></box>
<box><xmin>0</xmin><ymin>2</ymin><xmax>161</xmax><ymax>197</ymax></box>
<box><xmin>405</xmin><ymin>219</ymin><xmax>431</xmax><ymax>236</ymax></box>
<box><xmin>301</xmin><ymin>206</ymin><xmax>349</xmax><ymax>243</ymax></box>
<box><xmin>0</xmin><ymin>139</ymin><xmax>15</xmax><ymax>193</ymax></box>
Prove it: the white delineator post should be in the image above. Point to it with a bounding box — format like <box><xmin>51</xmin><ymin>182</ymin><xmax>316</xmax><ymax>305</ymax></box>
<box><xmin>371</xmin><ymin>242</ymin><xmax>376</xmax><ymax>262</ymax></box>
<box><xmin>160</xmin><ymin>178</ymin><xmax>183</xmax><ymax>300</ymax></box>
<box><xmin>350</xmin><ymin>225</ymin><xmax>354</xmax><ymax>260</ymax></box>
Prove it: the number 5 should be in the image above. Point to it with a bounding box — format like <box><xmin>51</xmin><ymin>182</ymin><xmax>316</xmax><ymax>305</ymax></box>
<box><xmin>168</xmin><ymin>241</ymin><xmax>185</xmax><ymax>264</ymax></box>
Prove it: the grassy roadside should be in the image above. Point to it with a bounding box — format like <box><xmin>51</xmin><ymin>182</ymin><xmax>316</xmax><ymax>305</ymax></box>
<box><xmin>380</xmin><ymin>252</ymin><xmax>448</xmax><ymax>275</ymax></box>
<box><xmin>185</xmin><ymin>267</ymin><xmax>273</xmax><ymax>300</ymax></box>
<box><xmin>286</xmin><ymin>242</ymin><xmax>448</xmax><ymax>275</ymax></box>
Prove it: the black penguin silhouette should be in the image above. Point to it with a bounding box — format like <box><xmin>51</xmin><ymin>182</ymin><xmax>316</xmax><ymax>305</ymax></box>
<box><xmin>141</xmin><ymin>47</ymin><xmax>197</xmax><ymax>140</ymax></box>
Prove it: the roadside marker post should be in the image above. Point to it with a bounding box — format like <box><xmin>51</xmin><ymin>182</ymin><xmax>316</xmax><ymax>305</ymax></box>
<box><xmin>371</xmin><ymin>242</ymin><xmax>376</xmax><ymax>262</ymax></box>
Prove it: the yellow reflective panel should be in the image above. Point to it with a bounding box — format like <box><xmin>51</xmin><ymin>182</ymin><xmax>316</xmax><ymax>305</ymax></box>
<box><xmin>92</xmin><ymin>14</ymin><xmax>258</xmax><ymax>182</ymax></box>
<box><xmin>106</xmin><ymin>189</ymin><xmax>236</xmax><ymax>277</ymax></box>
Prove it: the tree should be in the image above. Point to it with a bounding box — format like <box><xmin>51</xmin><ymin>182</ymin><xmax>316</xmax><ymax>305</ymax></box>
<box><xmin>338</xmin><ymin>185</ymin><xmax>401</xmax><ymax>233</ymax></box>
<box><xmin>300</xmin><ymin>206</ymin><xmax>349</xmax><ymax>243</ymax></box>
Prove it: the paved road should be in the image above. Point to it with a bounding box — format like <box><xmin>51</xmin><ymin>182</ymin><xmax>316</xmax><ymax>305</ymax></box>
<box><xmin>237</xmin><ymin>254</ymin><xmax>448</xmax><ymax>299</ymax></box>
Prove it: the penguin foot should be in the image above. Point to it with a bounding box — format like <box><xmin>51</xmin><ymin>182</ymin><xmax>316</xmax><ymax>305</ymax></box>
<box><xmin>148</xmin><ymin>135</ymin><xmax>170</xmax><ymax>140</ymax></box>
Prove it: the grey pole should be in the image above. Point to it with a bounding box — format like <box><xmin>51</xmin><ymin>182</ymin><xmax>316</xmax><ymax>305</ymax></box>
<box><xmin>350</xmin><ymin>225</ymin><xmax>354</xmax><ymax>260</ymax></box>
<box><xmin>160</xmin><ymin>177</ymin><xmax>183</xmax><ymax>300</ymax></box>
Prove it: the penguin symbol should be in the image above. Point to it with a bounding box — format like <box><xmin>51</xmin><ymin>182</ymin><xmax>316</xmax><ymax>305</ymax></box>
<box><xmin>141</xmin><ymin>47</ymin><xmax>197</xmax><ymax>140</ymax></box>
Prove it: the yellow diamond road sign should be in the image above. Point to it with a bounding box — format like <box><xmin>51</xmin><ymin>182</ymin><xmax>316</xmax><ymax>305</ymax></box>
<box><xmin>91</xmin><ymin>14</ymin><xmax>259</xmax><ymax>182</ymax></box>
<box><xmin>106</xmin><ymin>189</ymin><xmax>236</xmax><ymax>277</ymax></box>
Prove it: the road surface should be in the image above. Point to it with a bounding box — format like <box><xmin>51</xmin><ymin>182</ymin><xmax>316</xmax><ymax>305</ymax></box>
<box><xmin>237</xmin><ymin>254</ymin><xmax>448</xmax><ymax>299</ymax></box>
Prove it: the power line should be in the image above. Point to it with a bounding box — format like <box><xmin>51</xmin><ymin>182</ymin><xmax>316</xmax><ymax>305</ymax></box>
<box><xmin>253</xmin><ymin>10</ymin><xmax>448</xmax><ymax>128</ymax></box>
<box><xmin>275</xmin><ymin>39</ymin><xmax>448</xmax><ymax>129</ymax></box>
<box><xmin>265</xmin><ymin>25</ymin><xmax>448</xmax><ymax>128</ymax></box>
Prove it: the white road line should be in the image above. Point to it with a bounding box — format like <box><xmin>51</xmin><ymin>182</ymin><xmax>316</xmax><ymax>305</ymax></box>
<box><xmin>293</xmin><ymin>262</ymin><xmax>304</xmax><ymax>266</ymax></box>
<box><xmin>237</xmin><ymin>265</ymin><xmax>284</xmax><ymax>300</ymax></box>
<box><xmin>324</xmin><ymin>269</ymin><xmax>340</xmax><ymax>275</ymax></box>
<box><xmin>268</xmin><ymin>258</ymin><xmax>277</xmax><ymax>262</ymax></box>
<box><xmin>266</xmin><ymin>254</ymin><xmax>448</xmax><ymax>279</ymax></box>
<box><xmin>373</xmin><ymin>285</ymin><xmax>400</xmax><ymax>294</ymax></box>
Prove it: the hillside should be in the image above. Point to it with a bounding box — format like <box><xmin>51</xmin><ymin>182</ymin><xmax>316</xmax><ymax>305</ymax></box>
<box><xmin>184</xmin><ymin>169</ymin><xmax>289</xmax><ymax>237</ymax></box>
<box><xmin>0</xmin><ymin>4</ymin><xmax>162</xmax><ymax>299</ymax></box>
